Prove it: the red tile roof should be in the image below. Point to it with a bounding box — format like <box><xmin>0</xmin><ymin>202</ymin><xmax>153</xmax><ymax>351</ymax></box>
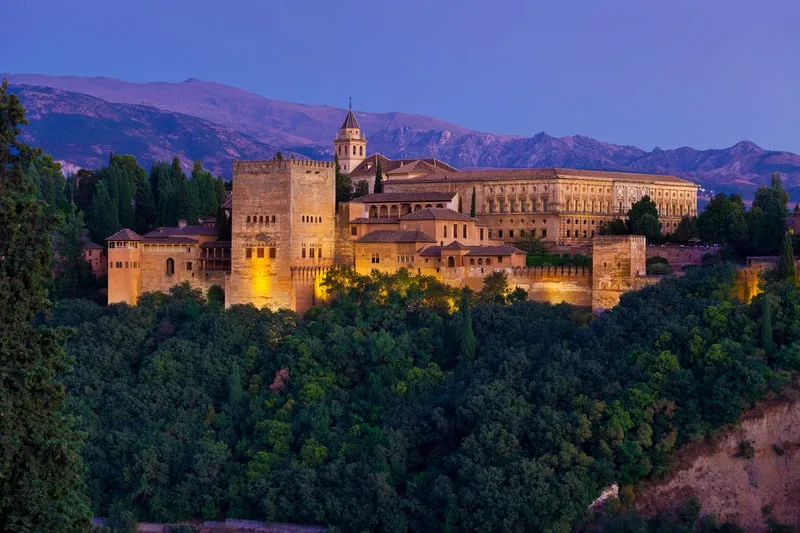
<box><xmin>399</xmin><ymin>208</ymin><xmax>475</xmax><ymax>222</ymax></box>
<box><xmin>200</xmin><ymin>241</ymin><xmax>231</xmax><ymax>248</ymax></box>
<box><xmin>350</xmin><ymin>192</ymin><xmax>456</xmax><ymax>204</ymax></box>
<box><xmin>355</xmin><ymin>230</ymin><xmax>436</xmax><ymax>244</ymax></box>
<box><xmin>349</xmin><ymin>153</ymin><xmax>459</xmax><ymax>179</ymax></box>
<box><xmin>142</xmin><ymin>236</ymin><xmax>199</xmax><ymax>244</ymax></box>
<box><xmin>105</xmin><ymin>228</ymin><xmax>142</xmax><ymax>241</ymax></box>
<box><xmin>144</xmin><ymin>226</ymin><xmax>217</xmax><ymax>237</ymax></box>
<box><xmin>350</xmin><ymin>217</ymin><xmax>400</xmax><ymax>224</ymax></box>
<box><xmin>419</xmin><ymin>244</ymin><xmax>525</xmax><ymax>257</ymax></box>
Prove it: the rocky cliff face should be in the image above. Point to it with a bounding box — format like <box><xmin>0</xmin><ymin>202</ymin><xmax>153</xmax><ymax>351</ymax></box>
<box><xmin>5</xmin><ymin>74</ymin><xmax>800</xmax><ymax>197</ymax></box>
<box><xmin>635</xmin><ymin>397</ymin><xmax>800</xmax><ymax>531</ymax></box>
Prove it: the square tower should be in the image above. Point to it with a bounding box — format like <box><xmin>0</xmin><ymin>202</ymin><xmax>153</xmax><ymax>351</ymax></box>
<box><xmin>226</xmin><ymin>157</ymin><xmax>335</xmax><ymax>310</ymax></box>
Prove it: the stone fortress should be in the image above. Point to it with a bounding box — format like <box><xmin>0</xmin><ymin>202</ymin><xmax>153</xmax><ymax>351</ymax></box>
<box><xmin>107</xmin><ymin>105</ymin><xmax>699</xmax><ymax>313</ymax></box>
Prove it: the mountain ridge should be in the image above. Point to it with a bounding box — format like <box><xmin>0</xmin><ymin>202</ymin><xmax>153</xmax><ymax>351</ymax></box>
<box><xmin>5</xmin><ymin>73</ymin><xmax>800</xmax><ymax>198</ymax></box>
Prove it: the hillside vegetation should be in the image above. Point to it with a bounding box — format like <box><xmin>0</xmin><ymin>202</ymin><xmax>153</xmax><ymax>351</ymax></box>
<box><xmin>49</xmin><ymin>263</ymin><xmax>800</xmax><ymax>532</ymax></box>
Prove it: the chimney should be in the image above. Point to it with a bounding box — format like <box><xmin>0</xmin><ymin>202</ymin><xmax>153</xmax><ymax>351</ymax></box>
<box><xmin>178</xmin><ymin>219</ymin><xmax>187</xmax><ymax>228</ymax></box>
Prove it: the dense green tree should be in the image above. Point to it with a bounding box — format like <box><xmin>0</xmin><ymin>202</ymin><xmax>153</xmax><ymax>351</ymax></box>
<box><xmin>760</xmin><ymin>295</ymin><xmax>775</xmax><ymax>355</ymax></box>
<box><xmin>334</xmin><ymin>154</ymin><xmax>352</xmax><ymax>207</ymax></box>
<box><xmin>73</xmin><ymin>168</ymin><xmax>96</xmax><ymax>212</ymax></box>
<box><xmin>54</xmin><ymin>207</ymin><xmax>95</xmax><ymax>299</ymax></box>
<box><xmin>599</xmin><ymin>218</ymin><xmax>628</xmax><ymax>235</ymax></box>
<box><xmin>354</xmin><ymin>180</ymin><xmax>369</xmax><ymax>198</ymax></box>
<box><xmin>179</xmin><ymin>176</ymin><xmax>200</xmax><ymax>224</ymax></box>
<box><xmin>477</xmin><ymin>271</ymin><xmax>508</xmax><ymax>305</ymax></box>
<box><xmin>470</xmin><ymin>186</ymin><xmax>476</xmax><ymax>217</ymax></box>
<box><xmin>134</xmin><ymin>174</ymin><xmax>157</xmax><ymax>234</ymax></box>
<box><xmin>671</xmin><ymin>215</ymin><xmax>698</xmax><ymax>243</ymax></box>
<box><xmin>87</xmin><ymin>180</ymin><xmax>119</xmax><ymax>244</ymax></box>
<box><xmin>697</xmin><ymin>193</ymin><xmax>749</xmax><ymax>246</ymax></box>
<box><xmin>749</xmin><ymin>174</ymin><xmax>789</xmax><ymax>255</ymax></box>
<box><xmin>374</xmin><ymin>159</ymin><xmax>383</xmax><ymax>193</ymax></box>
<box><xmin>0</xmin><ymin>78</ymin><xmax>91</xmax><ymax>532</ymax></box>
<box><xmin>459</xmin><ymin>289</ymin><xmax>476</xmax><ymax>361</ymax></box>
<box><xmin>627</xmin><ymin>195</ymin><xmax>662</xmax><ymax>241</ymax></box>
<box><xmin>777</xmin><ymin>231</ymin><xmax>796</xmax><ymax>283</ymax></box>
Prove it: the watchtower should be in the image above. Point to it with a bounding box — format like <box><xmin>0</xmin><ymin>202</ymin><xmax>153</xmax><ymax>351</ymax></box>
<box><xmin>333</xmin><ymin>98</ymin><xmax>366</xmax><ymax>173</ymax></box>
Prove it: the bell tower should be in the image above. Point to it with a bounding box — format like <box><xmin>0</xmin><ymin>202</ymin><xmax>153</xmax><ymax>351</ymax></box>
<box><xmin>333</xmin><ymin>98</ymin><xmax>366</xmax><ymax>173</ymax></box>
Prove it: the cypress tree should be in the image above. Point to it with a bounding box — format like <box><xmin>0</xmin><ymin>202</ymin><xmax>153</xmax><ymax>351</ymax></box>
<box><xmin>470</xmin><ymin>186</ymin><xmax>476</xmax><ymax>217</ymax></box>
<box><xmin>0</xmin><ymin>79</ymin><xmax>91</xmax><ymax>531</ymax></box>
<box><xmin>54</xmin><ymin>207</ymin><xmax>94</xmax><ymax>300</ymax></box>
<box><xmin>373</xmin><ymin>159</ymin><xmax>383</xmax><ymax>193</ymax></box>
<box><xmin>459</xmin><ymin>289</ymin><xmax>476</xmax><ymax>361</ymax></box>
<box><xmin>87</xmin><ymin>180</ymin><xmax>119</xmax><ymax>244</ymax></box>
<box><xmin>761</xmin><ymin>295</ymin><xmax>775</xmax><ymax>354</ymax></box>
<box><xmin>777</xmin><ymin>231</ymin><xmax>796</xmax><ymax>283</ymax></box>
<box><xmin>134</xmin><ymin>175</ymin><xmax>157</xmax><ymax>234</ymax></box>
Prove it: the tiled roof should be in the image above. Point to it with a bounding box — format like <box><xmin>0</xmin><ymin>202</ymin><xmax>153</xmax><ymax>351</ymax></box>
<box><xmin>144</xmin><ymin>226</ymin><xmax>218</xmax><ymax>237</ymax></box>
<box><xmin>82</xmin><ymin>241</ymin><xmax>104</xmax><ymax>250</ymax></box>
<box><xmin>355</xmin><ymin>230</ymin><xmax>436</xmax><ymax>244</ymax></box>
<box><xmin>350</xmin><ymin>217</ymin><xmax>400</xmax><ymax>224</ymax></box>
<box><xmin>399</xmin><ymin>208</ymin><xmax>475</xmax><ymax>222</ymax></box>
<box><xmin>418</xmin><ymin>244</ymin><xmax>525</xmax><ymax>257</ymax></box>
<box><xmin>465</xmin><ymin>245</ymin><xmax>526</xmax><ymax>256</ymax></box>
<box><xmin>350</xmin><ymin>192</ymin><xmax>456</xmax><ymax>204</ymax></box>
<box><xmin>400</xmin><ymin>167</ymin><xmax>695</xmax><ymax>186</ymax></box>
<box><xmin>200</xmin><ymin>241</ymin><xmax>231</xmax><ymax>248</ymax></box>
<box><xmin>443</xmin><ymin>241</ymin><xmax>469</xmax><ymax>250</ymax></box>
<box><xmin>349</xmin><ymin>153</ymin><xmax>459</xmax><ymax>179</ymax></box>
<box><xmin>341</xmin><ymin>109</ymin><xmax>360</xmax><ymax>129</ymax></box>
<box><xmin>106</xmin><ymin>228</ymin><xmax>142</xmax><ymax>241</ymax></box>
<box><xmin>142</xmin><ymin>236</ymin><xmax>199</xmax><ymax>244</ymax></box>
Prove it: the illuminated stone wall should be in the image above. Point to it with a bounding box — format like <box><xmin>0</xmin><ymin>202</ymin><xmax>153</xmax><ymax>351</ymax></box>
<box><xmin>107</xmin><ymin>243</ymin><xmax>142</xmax><ymax>305</ymax></box>
<box><xmin>591</xmin><ymin>235</ymin><xmax>647</xmax><ymax>310</ymax></box>
<box><xmin>226</xmin><ymin>159</ymin><xmax>335</xmax><ymax>310</ymax></box>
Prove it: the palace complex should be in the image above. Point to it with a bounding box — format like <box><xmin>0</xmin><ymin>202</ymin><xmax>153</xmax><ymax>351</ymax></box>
<box><xmin>107</xmin><ymin>105</ymin><xmax>699</xmax><ymax>313</ymax></box>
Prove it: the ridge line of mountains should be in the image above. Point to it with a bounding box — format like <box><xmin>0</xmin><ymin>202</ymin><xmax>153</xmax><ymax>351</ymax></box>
<box><xmin>5</xmin><ymin>73</ymin><xmax>800</xmax><ymax>199</ymax></box>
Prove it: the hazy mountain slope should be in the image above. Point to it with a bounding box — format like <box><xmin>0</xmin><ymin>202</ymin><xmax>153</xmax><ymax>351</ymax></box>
<box><xmin>3</xmin><ymin>73</ymin><xmax>485</xmax><ymax>147</ymax></box>
<box><xmin>10</xmin><ymin>85</ymin><xmax>284</xmax><ymax>177</ymax></box>
<box><xmin>6</xmin><ymin>74</ymin><xmax>800</xmax><ymax>197</ymax></box>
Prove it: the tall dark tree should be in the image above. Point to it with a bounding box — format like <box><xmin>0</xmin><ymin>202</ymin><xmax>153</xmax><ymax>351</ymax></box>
<box><xmin>696</xmin><ymin>193</ymin><xmax>748</xmax><ymax>246</ymax></box>
<box><xmin>749</xmin><ymin>174</ymin><xmax>789</xmax><ymax>255</ymax></box>
<box><xmin>470</xmin><ymin>187</ymin><xmax>476</xmax><ymax>217</ymax></box>
<box><xmin>134</xmin><ymin>175</ymin><xmax>157</xmax><ymax>234</ymax></box>
<box><xmin>459</xmin><ymin>289</ymin><xmax>476</xmax><ymax>361</ymax></box>
<box><xmin>373</xmin><ymin>159</ymin><xmax>383</xmax><ymax>193</ymax></box>
<box><xmin>53</xmin><ymin>207</ymin><xmax>95</xmax><ymax>300</ymax></box>
<box><xmin>761</xmin><ymin>295</ymin><xmax>775</xmax><ymax>354</ymax></box>
<box><xmin>0</xmin><ymin>79</ymin><xmax>91</xmax><ymax>531</ymax></box>
<box><xmin>599</xmin><ymin>218</ymin><xmax>628</xmax><ymax>235</ymax></box>
<box><xmin>627</xmin><ymin>195</ymin><xmax>662</xmax><ymax>241</ymax></box>
<box><xmin>777</xmin><ymin>231</ymin><xmax>796</xmax><ymax>283</ymax></box>
<box><xmin>334</xmin><ymin>154</ymin><xmax>352</xmax><ymax>207</ymax></box>
<box><xmin>671</xmin><ymin>216</ymin><xmax>698</xmax><ymax>243</ymax></box>
<box><xmin>216</xmin><ymin>204</ymin><xmax>232</xmax><ymax>241</ymax></box>
<box><xmin>87</xmin><ymin>180</ymin><xmax>119</xmax><ymax>244</ymax></box>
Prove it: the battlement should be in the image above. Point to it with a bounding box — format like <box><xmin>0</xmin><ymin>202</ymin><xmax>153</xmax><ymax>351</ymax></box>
<box><xmin>512</xmin><ymin>265</ymin><xmax>592</xmax><ymax>278</ymax></box>
<box><xmin>593</xmin><ymin>234</ymin><xmax>646</xmax><ymax>246</ymax></box>
<box><xmin>233</xmin><ymin>158</ymin><xmax>334</xmax><ymax>174</ymax></box>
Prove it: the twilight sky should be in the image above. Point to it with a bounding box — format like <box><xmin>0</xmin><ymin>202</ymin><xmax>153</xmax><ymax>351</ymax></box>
<box><xmin>2</xmin><ymin>0</ymin><xmax>798</xmax><ymax>152</ymax></box>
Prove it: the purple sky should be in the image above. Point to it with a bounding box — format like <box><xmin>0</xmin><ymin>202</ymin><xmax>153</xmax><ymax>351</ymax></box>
<box><xmin>2</xmin><ymin>0</ymin><xmax>798</xmax><ymax>152</ymax></box>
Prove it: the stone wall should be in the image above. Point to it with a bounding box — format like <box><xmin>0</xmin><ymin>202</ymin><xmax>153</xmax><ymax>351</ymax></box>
<box><xmin>107</xmin><ymin>245</ymin><xmax>141</xmax><ymax>305</ymax></box>
<box><xmin>647</xmin><ymin>244</ymin><xmax>719</xmax><ymax>272</ymax></box>
<box><xmin>592</xmin><ymin>235</ymin><xmax>647</xmax><ymax>310</ymax></box>
<box><xmin>226</xmin><ymin>159</ymin><xmax>335</xmax><ymax>311</ymax></box>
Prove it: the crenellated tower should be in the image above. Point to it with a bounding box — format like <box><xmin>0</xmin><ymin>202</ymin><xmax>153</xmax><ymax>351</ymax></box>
<box><xmin>333</xmin><ymin>98</ymin><xmax>366</xmax><ymax>173</ymax></box>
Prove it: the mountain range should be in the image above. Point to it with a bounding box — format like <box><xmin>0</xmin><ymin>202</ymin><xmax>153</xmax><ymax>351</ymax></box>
<box><xmin>5</xmin><ymin>73</ymin><xmax>800</xmax><ymax>199</ymax></box>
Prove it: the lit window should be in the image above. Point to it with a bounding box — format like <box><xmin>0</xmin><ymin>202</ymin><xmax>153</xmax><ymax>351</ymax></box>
<box><xmin>371</xmin><ymin>252</ymin><xmax>380</xmax><ymax>264</ymax></box>
<box><xmin>257</xmin><ymin>248</ymin><xmax>264</xmax><ymax>258</ymax></box>
<box><xmin>246</xmin><ymin>248</ymin><xmax>252</xmax><ymax>259</ymax></box>
<box><xmin>269</xmin><ymin>247</ymin><xmax>276</xmax><ymax>258</ymax></box>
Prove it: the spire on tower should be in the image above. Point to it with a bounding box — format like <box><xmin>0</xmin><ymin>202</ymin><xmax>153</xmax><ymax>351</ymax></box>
<box><xmin>349</xmin><ymin>95</ymin><xmax>352</xmax><ymax>110</ymax></box>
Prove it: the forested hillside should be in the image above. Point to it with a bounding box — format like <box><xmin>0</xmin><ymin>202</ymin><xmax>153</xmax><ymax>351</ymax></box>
<box><xmin>48</xmin><ymin>263</ymin><xmax>800</xmax><ymax>532</ymax></box>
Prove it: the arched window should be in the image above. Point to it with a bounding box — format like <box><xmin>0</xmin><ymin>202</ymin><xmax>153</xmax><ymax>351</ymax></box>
<box><xmin>338</xmin><ymin>146</ymin><xmax>342</xmax><ymax>155</ymax></box>
<box><xmin>477</xmin><ymin>258</ymin><xmax>483</xmax><ymax>265</ymax></box>
<box><xmin>259</xmin><ymin>215</ymin><xmax>264</xmax><ymax>223</ymax></box>
<box><xmin>390</xmin><ymin>205</ymin><xmax>399</xmax><ymax>217</ymax></box>
<box><xmin>309</xmin><ymin>247</ymin><xmax>315</xmax><ymax>258</ymax></box>
<box><xmin>379</xmin><ymin>205</ymin><xmax>388</xmax><ymax>218</ymax></box>
<box><xmin>272</xmin><ymin>215</ymin><xmax>276</xmax><ymax>223</ymax></box>
<box><xmin>486</xmin><ymin>258</ymin><xmax>491</xmax><ymax>265</ymax></box>
<box><xmin>447</xmin><ymin>256</ymin><xmax>455</xmax><ymax>267</ymax></box>
<box><xmin>352</xmin><ymin>146</ymin><xmax>356</xmax><ymax>155</ymax></box>
<box><xmin>318</xmin><ymin>247</ymin><xmax>323</xmax><ymax>259</ymax></box>
<box><xmin>302</xmin><ymin>247</ymin><xmax>306</xmax><ymax>258</ymax></box>
<box><xmin>359</xmin><ymin>146</ymin><xmax>363</xmax><ymax>156</ymax></box>
<box><xmin>166</xmin><ymin>258</ymin><xmax>175</xmax><ymax>276</ymax></box>
<box><xmin>369</xmin><ymin>206</ymin><xmax>378</xmax><ymax>218</ymax></box>
<box><xmin>302</xmin><ymin>215</ymin><xmax>305</xmax><ymax>222</ymax></box>
<box><xmin>246</xmin><ymin>216</ymin><xmax>250</xmax><ymax>223</ymax></box>
<box><xmin>470</xmin><ymin>258</ymin><xmax>475</xmax><ymax>265</ymax></box>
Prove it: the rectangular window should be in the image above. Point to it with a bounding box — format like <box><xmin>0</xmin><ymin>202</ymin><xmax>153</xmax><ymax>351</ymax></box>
<box><xmin>488</xmin><ymin>230</ymin><xmax>493</xmax><ymax>239</ymax></box>
<box><xmin>499</xmin><ymin>199</ymin><xmax>506</xmax><ymax>213</ymax></box>
<box><xmin>463</xmin><ymin>224</ymin><xmax>467</xmax><ymax>238</ymax></box>
<box><xmin>317</xmin><ymin>247</ymin><xmax>322</xmax><ymax>259</ymax></box>
<box><xmin>542</xmin><ymin>199</ymin><xmax>548</xmax><ymax>211</ymax></box>
<box><xmin>116</xmin><ymin>261</ymin><xmax>122</xmax><ymax>268</ymax></box>
<box><xmin>498</xmin><ymin>256</ymin><xmax>503</xmax><ymax>263</ymax></box>
<box><xmin>453</xmin><ymin>224</ymin><xmax>457</xmax><ymax>238</ymax></box>
<box><xmin>542</xmin><ymin>229</ymin><xmax>547</xmax><ymax>237</ymax></box>
<box><xmin>350</xmin><ymin>227</ymin><xmax>357</xmax><ymax>236</ymax></box>
<box><xmin>302</xmin><ymin>247</ymin><xmax>306</xmax><ymax>258</ymax></box>
<box><xmin>257</xmin><ymin>247</ymin><xmax>264</xmax><ymax>258</ymax></box>
<box><xmin>532</xmin><ymin>199</ymin><xmax>538</xmax><ymax>212</ymax></box>
<box><xmin>521</xmin><ymin>200</ymin><xmax>527</xmax><ymax>213</ymax></box>
<box><xmin>480</xmin><ymin>228</ymin><xmax>484</xmax><ymax>240</ymax></box>
<box><xmin>509</xmin><ymin>230</ymin><xmax>514</xmax><ymax>239</ymax></box>
<box><xmin>309</xmin><ymin>248</ymin><xmax>315</xmax><ymax>258</ymax></box>
<box><xmin>498</xmin><ymin>230</ymin><xmax>504</xmax><ymax>239</ymax></box>
<box><xmin>371</xmin><ymin>252</ymin><xmax>380</xmax><ymax>264</ymax></box>
<box><xmin>510</xmin><ymin>200</ymin><xmax>516</xmax><ymax>212</ymax></box>
<box><xmin>186</xmin><ymin>261</ymin><xmax>192</xmax><ymax>271</ymax></box>
<box><xmin>488</xmin><ymin>200</ymin><xmax>495</xmax><ymax>214</ymax></box>
<box><xmin>269</xmin><ymin>247</ymin><xmax>276</xmax><ymax>259</ymax></box>
<box><xmin>246</xmin><ymin>248</ymin><xmax>252</xmax><ymax>259</ymax></box>
<box><xmin>444</xmin><ymin>225</ymin><xmax>448</xmax><ymax>238</ymax></box>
